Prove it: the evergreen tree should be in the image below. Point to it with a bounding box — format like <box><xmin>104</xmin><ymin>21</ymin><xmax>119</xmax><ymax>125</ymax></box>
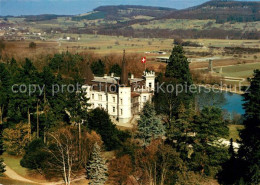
<box><xmin>154</xmin><ymin>45</ymin><xmax>194</xmax><ymax>120</ymax></box>
<box><xmin>191</xmin><ymin>106</ymin><xmax>229</xmax><ymax>176</ymax></box>
<box><xmin>0</xmin><ymin>158</ymin><xmax>5</xmax><ymax>176</ymax></box>
<box><xmin>137</xmin><ymin>102</ymin><xmax>165</xmax><ymax>146</ymax></box>
<box><xmin>0</xmin><ymin>124</ymin><xmax>4</xmax><ymax>156</ymax></box>
<box><xmin>87</xmin><ymin>143</ymin><xmax>108</xmax><ymax>185</ymax></box>
<box><xmin>167</xmin><ymin>103</ymin><xmax>195</xmax><ymax>160</ymax></box>
<box><xmin>87</xmin><ymin>108</ymin><xmax>129</xmax><ymax>150</ymax></box>
<box><xmin>237</xmin><ymin>70</ymin><xmax>260</xmax><ymax>184</ymax></box>
<box><xmin>218</xmin><ymin>138</ymin><xmax>239</xmax><ymax>184</ymax></box>
<box><xmin>165</xmin><ymin>45</ymin><xmax>193</xmax><ymax>86</ymax></box>
<box><xmin>0</xmin><ymin>63</ymin><xmax>11</xmax><ymax>124</ymax></box>
<box><xmin>20</xmin><ymin>139</ymin><xmax>49</xmax><ymax>171</ymax></box>
<box><xmin>0</xmin><ymin>124</ymin><xmax>5</xmax><ymax>176</ymax></box>
<box><xmin>109</xmin><ymin>63</ymin><xmax>121</xmax><ymax>77</ymax></box>
<box><xmin>91</xmin><ymin>60</ymin><xmax>105</xmax><ymax>77</ymax></box>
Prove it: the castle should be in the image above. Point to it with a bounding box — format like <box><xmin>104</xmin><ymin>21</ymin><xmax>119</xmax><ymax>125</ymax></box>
<box><xmin>83</xmin><ymin>51</ymin><xmax>156</xmax><ymax>126</ymax></box>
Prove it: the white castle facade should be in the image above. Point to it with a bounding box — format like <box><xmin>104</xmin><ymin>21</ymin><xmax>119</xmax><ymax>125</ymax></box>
<box><xmin>83</xmin><ymin>71</ymin><xmax>156</xmax><ymax>125</ymax></box>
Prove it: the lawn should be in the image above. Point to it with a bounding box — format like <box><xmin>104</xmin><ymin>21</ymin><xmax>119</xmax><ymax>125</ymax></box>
<box><xmin>228</xmin><ymin>124</ymin><xmax>244</xmax><ymax>142</ymax></box>
<box><xmin>216</xmin><ymin>63</ymin><xmax>260</xmax><ymax>78</ymax></box>
<box><xmin>2</xmin><ymin>153</ymin><xmax>28</xmax><ymax>177</ymax></box>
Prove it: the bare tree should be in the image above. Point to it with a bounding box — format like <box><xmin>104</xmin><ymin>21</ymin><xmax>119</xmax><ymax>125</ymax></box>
<box><xmin>134</xmin><ymin>140</ymin><xmax>181</xmax><ymax>185</ymax></box>
<box><xmin>47</xmin><ymin>127</ymin><xmax>83</xmax><ymax>185</ymax></box>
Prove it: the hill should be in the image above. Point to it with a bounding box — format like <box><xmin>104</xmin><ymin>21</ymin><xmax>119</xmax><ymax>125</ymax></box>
<box><xmin>72</xmin><ymin>5</ymin><xmax>176</xmax><ymax>21</ymax></box>
<box><xmin>162</xmin><ymin>0</ymin><xmax>260</xmax><ymax>23</ymax></box>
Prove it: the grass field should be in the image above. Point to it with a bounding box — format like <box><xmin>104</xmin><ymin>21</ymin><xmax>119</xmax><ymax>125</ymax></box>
<box><xmin>2</xmin><ymin>153</ymin><xmax>48</xmax><ymax>183</ymax></box>
<box><xmin>2</xmin><ymin>153</ymin><xmax>28</xmax><ymax>177</ymax></box>
<box><xmin>228</xmin><ymin>124</ymin><xmax>244</xmax><ymax>141</ymax></box>
<box><xmin>216</xmin><ymin>63</ymin><xmax>260</xmax><ymax>78</ymax></box>
<box><xmin>2</xmin><ymin>35</ymin><xmax>260</xmax><ymax>80</ymax></box>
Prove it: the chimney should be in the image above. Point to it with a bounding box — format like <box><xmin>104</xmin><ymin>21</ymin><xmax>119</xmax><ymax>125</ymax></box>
<box><xmin>104</xmin><ymin>74</ymin><xmax>107</xmax><ymax>79</ymax></box>
<box><xmin>111</xmin><ymin>73</ymin><xmax>114</xmax><ymax>77</ymax></box>
<box><xmin>120</xmin><ymin>49</ymin><xmax>128</xmax><ymax>85</ymax></box>
<box><xmin>131</xmin><ymin>74</ymin><xmax>134</xmax><ymax>79</ymax></box>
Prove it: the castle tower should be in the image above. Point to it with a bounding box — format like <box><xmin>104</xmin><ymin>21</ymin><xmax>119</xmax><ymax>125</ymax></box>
<box><xmin>143</xmin><ymin>71</ymin><xmax>156</xmax><ymax>91</ymax></box>
<box><xmin>120</xmin><ymin>50</ymin><xmax>128</xmax><ymax>86</ymax></box>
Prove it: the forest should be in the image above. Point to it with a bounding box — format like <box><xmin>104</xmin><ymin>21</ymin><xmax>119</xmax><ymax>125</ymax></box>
<box><xmin>0</xmin><ymin>45</ymin><xmax>259</xmax><ymax>185</ymax></box>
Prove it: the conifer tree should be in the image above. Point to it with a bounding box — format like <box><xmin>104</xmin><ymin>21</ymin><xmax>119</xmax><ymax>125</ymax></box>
<box><xmin>0</xmin><ymin>124</ymin><xmax>5</xmax><ymax>176</ymax></box>
<box><xmin>137</xmin><ymin>102</ymin><xmax>165</xmax><ymax>146</ymax></box>
<box><xmin>165</xmin><ymin>45</ymin><xmax>193</xmax><ymax>86</ymax></box>
<box><xmin>87</xmin><ymin>143</ymin><xmax>108</xmax><ymax>185</ymax></box>
<box><xmin>192</xmin><ymin>106</ymin><xmax>229</xmax><ymax>176</ymax></box>
<box><xmin>218</xmin><ymin>138</ymin><xmax>238</xmax><ymax>184</ymax></box>
<box><xmin>0</xmin><ymin>158</ymin><xmax>5</xmax><ymax>176</ymax></box>
<box><xmin>154</xmin><ymin>45</ymin><xmax>194</xmax><ymax>120</ymax></box>
<box><xmin>167</xmin><ymin>103</ymin><xmax>195</xmax><ymax>159</ymax></box>
<box><xmin>237</xmin><ymin>69</ymin><xmax>260</xmax><ymax>184</ymax></box>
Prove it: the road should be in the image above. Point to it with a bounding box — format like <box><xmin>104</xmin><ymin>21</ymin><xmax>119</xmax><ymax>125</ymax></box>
<box><xmin>4</xmin><ymin>163</ymin><xmax>86</xmax><ymax>185</ymax></box>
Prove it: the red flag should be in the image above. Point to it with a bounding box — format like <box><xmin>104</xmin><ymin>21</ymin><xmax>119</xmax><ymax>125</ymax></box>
<box><xmin>141</xmin><ymin>57</ymin><xmax>146</xmax><ymax>64</ymax></box>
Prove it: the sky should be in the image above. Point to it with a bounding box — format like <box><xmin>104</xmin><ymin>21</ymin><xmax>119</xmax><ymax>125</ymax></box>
<box><xmin>0</xmin><ymin>0</ymin><xmax>259</xmax><ymax>16</ymax></box>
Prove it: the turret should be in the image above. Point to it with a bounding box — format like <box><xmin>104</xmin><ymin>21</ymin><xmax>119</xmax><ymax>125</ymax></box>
<box><xmin>143</xmin><ymin>71</ymin><xmax>156</xmax><ymax>91</ymax></box>
<box><xmin>120</xmin><ymin>50</ymin><xmax>128</xmax><ymax>86</ymax></box>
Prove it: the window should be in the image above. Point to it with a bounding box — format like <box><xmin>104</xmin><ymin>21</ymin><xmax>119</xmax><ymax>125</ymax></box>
<box><xmin>149</xmin><ymin>82</ymin><xmax>152</xmax><ymax>88</ymax></box>
<box><xmin>143</xmin><ymin>96</ymin><xmax>147</xmax><ymax>102</ymax></box>
<box><xmin>92</xmin><ymin>94</ymin><xmax>94</xmax><ymax>99</ymax></box>
<box><xmin>121</xmin><ymin>109</ymin><xmax>123</xmax><ymax>115</ymax></box>
<box><xmin>120</xmin><ymin>98</ymin><xmax>123</xmax><ymax>104</ymax></box>
<box><xmin>113</xmin><ymin>96</ymin><xmax>115</xmax><ymax>103</ymax></box>
<box><xmin>113</xmin><ymin>107</ymin><xmax>115</xmax><ymax>113</ymax></box>
<box><xmin>98</xmin><ymin>95</ymin><xmax>102</xmax><ymax>101</ymax></box>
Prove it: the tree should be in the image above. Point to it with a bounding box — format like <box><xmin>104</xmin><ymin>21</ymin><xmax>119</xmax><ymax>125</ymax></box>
<box><xmin>0</xmin><ymin>63</ymin><xmax>11</xmax><ymax>124</ymax></box>
<box><xmin>165</xmin><ymin>45</ymin><xmax>193</xmax><ymax>86</ymax></box>
<box><xmin>108</xmin><ymin>155</ymin><xmax>133</xmax><ymax>185</ymax></box>
<box><xmin>46</xmin><ymin>127</ymin><xmax>83</xmax><ymax>185</ymax></box>
<box><xmin>167</xmin><ymin>103</ymin><xmax>195</xmax><ymax>160</ymax></box>
<box><xmin>91</xmin><ymin>60</ymin><xmax>105</xmax><ymax>76</ymax></box>
<box><xmin>218</xmin><ymin>138</ymin><xmax>239</xmax><ymax>185</ymax></box>
<box><xmin>137</xmin><ymin>102</ymin><xmax>165</xmax><ymax>146</ymax></box>
<box><xmin>0</xmin><ymin>40</ymin><xmax>5</xmax><ymax>56</ymax></box>
<box><xmin>0</xmin><ymin>124</ymin><xmax>4</xmax><ymax>156</ymax></box>
<box><xmin>191</xmin><ymin>106</ymin><xmax>229</xmax><ymax>176</ymax></box>
<box><xmin>29</xmin><ymin>42</ymin><xmax>36</xmax><ymax>49</ymax></box>
<box><xmin>87</xmin><ymin>143</ymin><xmax>108</xmax><ymax>185</ymax></box>
<box><xmin>81</xmin><ymin>131</ymin><xmax>103</xmax><ymax>169</ymax></box>
<box><xmin>87</xmin><ymin>108</ymin><xmax>129</xmax><ymax>150</ymax></box>
<box><xmin>20</xmin><ymin>139</ymin><xmax>49</xmax><ymax>174</ymax></box>
<box><xmin>237</xmin><ymin>70</ymin><xmax>260</xmax><ymax>184</ymax></box>
<box><xmin>0</xmin><ymin>158</ymin><xmax>5</xmax><ymax>176</ymax></box>
<box><xmin>0</xmin><ymin>124</ymin><xmax>5</xmax><ymax>176</ymax></box>
<box><xmin>109</xmin><ymin>63</ymin><xmax>121</xmax><ymax>77</ymax></box>
<box><xmin>3</xmin><ymin>122</ymin><xmax>30</xmax><ymax>156</ymax></box>
<box><xmin>154</xmin><ymin>45</ymin><xmax>194</xmax><ymax>122</ymax></box>
<box><xmin>135</xmin><ymin>140</ymin><xmax>183</xmax><ymax>185</ymax></box>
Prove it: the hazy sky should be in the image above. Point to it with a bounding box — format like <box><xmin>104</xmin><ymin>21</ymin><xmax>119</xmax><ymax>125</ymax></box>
<box><xmin>0</xmin><ymin>0</ymin><xmax>259</xmax><ymax>16</ymax></box>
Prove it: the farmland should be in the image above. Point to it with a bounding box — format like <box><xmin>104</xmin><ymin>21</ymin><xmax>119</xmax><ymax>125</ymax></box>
<box><xmin>2</xmin><ymin>35</ymin><xmax>260</xmax><ymax>79</ymax></box>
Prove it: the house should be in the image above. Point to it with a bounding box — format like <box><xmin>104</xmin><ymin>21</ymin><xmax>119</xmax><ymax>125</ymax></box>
<box><xmin>156</xmin><ymin>56</ymin><xmax>170</xmax><ymax>63</ymax></box>
<box><xmin>83</xmin><ymin>50</ymin><xmax>156</xmax><ymax>126</ymax></box>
